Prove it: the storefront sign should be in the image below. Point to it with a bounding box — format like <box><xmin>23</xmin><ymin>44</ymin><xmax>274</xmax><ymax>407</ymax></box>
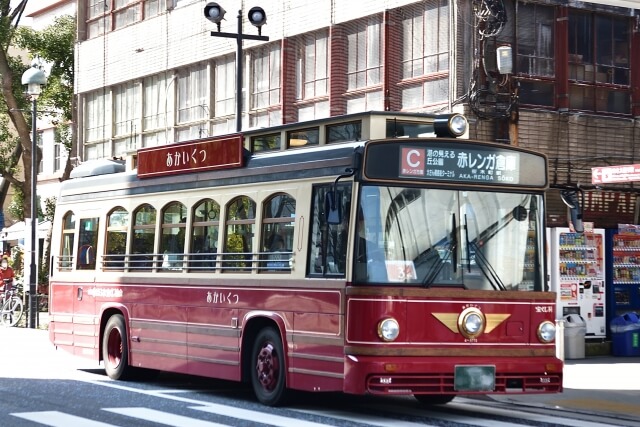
<box><xmin>592</xmin><ymin>164</ymin><xmax>640</xmax><ymax>184</ymax></box>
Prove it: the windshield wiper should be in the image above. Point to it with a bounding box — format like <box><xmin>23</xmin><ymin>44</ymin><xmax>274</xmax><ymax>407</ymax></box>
<box><xmin>469</xmin><ymin>240</ymin><xmax>506</xmax><ymax>291</ymax></box>
<box><xmin>423</xmin><ymin>213</ymin><xmax>457</xmax><ymax>287</ymax></box>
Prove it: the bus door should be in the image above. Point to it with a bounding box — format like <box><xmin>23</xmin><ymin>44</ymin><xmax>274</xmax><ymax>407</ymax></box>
<box><xmin>73</xmin><ymin>217</ymin><xmax>100</xmax><ymax>354</ymax></box>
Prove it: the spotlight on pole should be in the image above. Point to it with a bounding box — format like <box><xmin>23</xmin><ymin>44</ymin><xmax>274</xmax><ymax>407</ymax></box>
<box><xmin>248</xmin><ymin>7</ymin><xmax>267</xmax><ymax>35</ymax></box>
<box><xmin>204</xmin><ymin>2</ymin><xmax>226</xmax><ymax>31</ymax></box>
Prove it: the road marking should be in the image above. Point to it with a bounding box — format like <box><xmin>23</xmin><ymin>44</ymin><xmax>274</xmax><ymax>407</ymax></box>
<box><xmin>103</xmin><ymin>408</ymin><xmax>229</xmax><ymax>427</ymax></box>
<box><xmin>192</xmin><ymin>403</ymin><xmax>334</xmax><ymax>427</ymax></box>
<box><xmin>375</xmin><ymin>400</ymin><xmax>621</xmax><ymax>427</ymax></box>
<box><xmin>291</xmin><ymin>408</ymin><xmax>438</xmax><ymax>427</ymax></box>
<box><xmin>11</xmin><ymin>411</ymin><xmax>117</xmax><ymax>427</ymax></box>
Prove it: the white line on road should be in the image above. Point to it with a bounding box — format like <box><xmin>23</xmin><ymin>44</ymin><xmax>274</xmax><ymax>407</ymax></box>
<box><xmin>103</xmin><ymin>408</ymin><xmax>230</xmax><ymax>427</ymax></box>
<box><xmin>192</xmin><ymin>403</ymin><xmax>334</xmax><ymax>427</ymax></box>
<box><xmin>11</xmin><ymin>411</ymin><xmax>118</xmax><ymax>427</ymax></box>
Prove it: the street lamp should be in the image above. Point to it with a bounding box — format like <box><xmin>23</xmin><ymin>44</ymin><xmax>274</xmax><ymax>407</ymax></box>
<box><xmin>204</xmin><ymin>3</ymin><xmax>269</xmax><ymax>132</ymax></box>
<box><xmin>21</xmin><ymin>61</ymin><xmax>46</xmax><ymax>329</ymax></box>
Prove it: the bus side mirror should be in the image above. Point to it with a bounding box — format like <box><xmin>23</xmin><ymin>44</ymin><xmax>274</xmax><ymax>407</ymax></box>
<box><xmin>325</xmin><ymin>191</ymin><xmax>342</xmax><ymax>225</ymax></box>
<box><xmin>561</xmin><ymin>189</ymin><xmax>584</xmax><ymax>234</ymax></box>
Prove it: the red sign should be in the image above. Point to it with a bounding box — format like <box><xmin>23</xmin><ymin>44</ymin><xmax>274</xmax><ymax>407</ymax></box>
<box><xmin>137</xmin><ymin>134</ymin><xmax>244</xmax><ymax>179</ymax></box>
<box><xmin>399</xmin><ymin>147</ymin><xmax>425</xmax><ymax>177</ymax></box>
<box><xmin>592</xmin><ymin>164</ymin><xmax>640</xmax><ymax>184</ymax></box>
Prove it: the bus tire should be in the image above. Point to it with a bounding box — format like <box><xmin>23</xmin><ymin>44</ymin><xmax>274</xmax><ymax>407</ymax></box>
<box><xmin>103</xmin><ymin>314</ymin><xmax>131</xmax><ymax>380</ymax></box>
<box><xmin>251</xmin><ymin>327</ymin><xmax>287</xmax><ymax>406</ymax></box>
<box><xmin>414</xmin><ymin>394</ymin><xmax>455</xmax><ymax>405</ymax></box>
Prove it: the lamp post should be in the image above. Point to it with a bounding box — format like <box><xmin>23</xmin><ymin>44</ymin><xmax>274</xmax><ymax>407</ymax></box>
<box><xmin>21</xmin><ymin>61</ymin><xmax>46</xmax><ymax>329</ymax></box>
<box><xmin>204</xmin><ymin>3</ymin><xmax>269</xmax><ymax>133</ymax></box>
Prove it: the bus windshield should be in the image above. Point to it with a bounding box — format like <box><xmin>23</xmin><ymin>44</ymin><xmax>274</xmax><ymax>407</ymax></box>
<box><xmin>354</xmin><ymin>185</ymin><xmax>544</xmax><ymax>291</ymax></box>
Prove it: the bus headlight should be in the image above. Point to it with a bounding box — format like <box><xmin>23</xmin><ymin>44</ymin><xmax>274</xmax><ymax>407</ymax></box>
<box><xmin>537</xmin><ymin>321</ymin><xmax>556</xmax><ymax>343</ymax></box>
<box><xmin>378</xmin><ymin>318</ymin><xmax>400</xmax><ymax>342</ymax></box>
<box><xmin>458</xmin><ymin>307</ymin><xmax>485</xmax><ymax>339</ymax></box>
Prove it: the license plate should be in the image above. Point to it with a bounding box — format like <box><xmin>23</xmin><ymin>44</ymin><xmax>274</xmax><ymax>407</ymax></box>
<box><xmin>454</xmin><ymin>365</ymin><xmax>496</xmax><ymax>392</ymax></box>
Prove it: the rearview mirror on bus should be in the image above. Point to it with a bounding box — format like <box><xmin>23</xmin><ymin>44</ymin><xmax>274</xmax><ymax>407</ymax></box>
<box><xmin>325</xmin><ymin>191</ymin><xmax>342</xmax><ymax>225</ymax></box>
<box><xmin>560</xmin><ymin>189</ymin><xmax>584</xmax><ymax>234</ymax></box>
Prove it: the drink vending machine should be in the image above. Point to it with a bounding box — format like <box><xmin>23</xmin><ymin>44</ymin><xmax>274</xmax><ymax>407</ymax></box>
<box><xmin>548</xmin><ymin>227</ymin><xmax>606</xmax><ymax>337</ymax></box>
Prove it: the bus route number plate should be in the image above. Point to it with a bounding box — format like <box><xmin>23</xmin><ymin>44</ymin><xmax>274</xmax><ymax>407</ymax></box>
<box><xmin>454</xmin><ymin>365</ymin><xmax>496</xmax><ymax>392</ymax></box>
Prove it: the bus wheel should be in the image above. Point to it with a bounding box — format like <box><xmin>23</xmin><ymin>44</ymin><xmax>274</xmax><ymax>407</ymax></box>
<box><xmin>103</xmin><ymin>314</ymin><xmax>131</xmax><ymax>380</ymax></box>
<box><xmin>251</xmin><ymin>327</ymin><xmax>287</xmax><ymax>406</ymax></box>
<box><xmin>414</xmin><ymin>394</ymin><xmax>455</xmax><ymax>405</ymax></box>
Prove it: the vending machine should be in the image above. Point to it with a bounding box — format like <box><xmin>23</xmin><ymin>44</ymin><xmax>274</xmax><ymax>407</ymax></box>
<box><xmin>605</xmin><ymin>225</ymin><xmax>640</xmax><ymax>326</ymax></box>
<box><xmin>548</xmin><ymin>227</ymin><xmax>607</xmax><ymax>337</ymax></box>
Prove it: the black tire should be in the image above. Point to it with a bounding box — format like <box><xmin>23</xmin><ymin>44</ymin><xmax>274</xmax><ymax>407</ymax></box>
<box><xmin>251</xmin><ymin>327</ymin><xmax>287</xmax><ymax>406</ymax></box>
<box><xmin>414</xmin><ymin>394</ymin><xmax>455</xmax><ymax>405</ymax></box>
<box><xmin>2</xmin><ymin>297</ymin><xmax>24</xmax><ymax>327</ymax></box>
<box><xmin>102</xmin><ymin>314</ymin><xmax>132</xmax><ymax>380</ymax></box>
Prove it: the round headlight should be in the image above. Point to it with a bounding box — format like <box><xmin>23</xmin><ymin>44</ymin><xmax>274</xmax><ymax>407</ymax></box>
<box><xmin>378</xmin><ymin>318</ymin><xmax>400</xmax><ymax>342</ymax></box>
<box><xmin>449</xmin><ymin>114</ymin><xmax>468</xmax><ymax>137</ymax></box>
<box><xmin>538</xmin><ymin>320</ymin><xmax>556</xmax><ymax>343</ymax></box>
<box><xmin>458</xmin><ymin>307</ymin><xmax>485</xmax><ymax>339</ymax></box>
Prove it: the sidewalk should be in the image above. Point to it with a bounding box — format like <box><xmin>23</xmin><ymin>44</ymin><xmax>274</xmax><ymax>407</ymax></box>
<box><xmin>486</xmin><ymin>355</ymin><xmax>640</xmax><ymax>423</ymax></box>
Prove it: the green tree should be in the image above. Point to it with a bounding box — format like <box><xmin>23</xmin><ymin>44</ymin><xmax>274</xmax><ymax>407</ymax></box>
<box><xmin>0</xmin><ymin>4</ymin><xmax>76</xmax><ymax>221</ymax></box>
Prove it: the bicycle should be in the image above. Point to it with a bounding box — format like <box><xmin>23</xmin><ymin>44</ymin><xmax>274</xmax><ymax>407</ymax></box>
<box><xmin>1</xmin><ymin>278</ymin><xmax>24</xmax><ymax>327</ymax></box>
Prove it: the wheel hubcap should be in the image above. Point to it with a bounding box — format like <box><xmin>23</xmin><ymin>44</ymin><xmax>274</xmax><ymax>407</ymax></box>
<box><xmin>107</xmin><ymin>329</ymin><xmax>122</xmax><ymax>368</ymax></box>
<box><xmin>256</xmin><ymin>342</ymin><xmax>278</xmax><ymax>391</ymax></box>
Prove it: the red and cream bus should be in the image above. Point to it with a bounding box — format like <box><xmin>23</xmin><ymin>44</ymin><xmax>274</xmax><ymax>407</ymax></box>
<box><xmin>49</xmin><ymin>111</ymin><xmax>562</xmax><ymax>406</ymax></box>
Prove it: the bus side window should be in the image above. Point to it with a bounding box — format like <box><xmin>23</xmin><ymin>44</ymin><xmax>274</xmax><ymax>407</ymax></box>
<box><xmin>308</xmin><ymin>184</ymin><xmax>352</xmax><ymax>276</ymax></box>
<box><xmin>77</xmin><ymin>218</ymin><xmax>99</xmax><ymax>270</ymax></box>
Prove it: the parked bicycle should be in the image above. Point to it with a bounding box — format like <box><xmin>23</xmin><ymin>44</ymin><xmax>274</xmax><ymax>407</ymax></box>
<box><xmin>1</xmin><ymin>278</ymin><xmax>24</xmax><ymax>327</ymax></box>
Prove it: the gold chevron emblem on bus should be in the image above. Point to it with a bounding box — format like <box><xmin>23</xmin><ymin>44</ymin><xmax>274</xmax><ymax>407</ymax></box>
<box><xmin>432</xmin><ymin>313</ymin><xmax>511</xmax><ymax>334</ymax></box>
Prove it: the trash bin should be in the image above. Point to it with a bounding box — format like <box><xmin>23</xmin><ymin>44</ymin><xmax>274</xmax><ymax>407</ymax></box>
<box><xmin>610</xmin><ymin>313</ymin><xmax>640</xmax><ymax>357</ymax></box>
<box><xmin>564</xmin><ymin>314</ymin><xmax>586</xmax><ymax>359</ymax></box>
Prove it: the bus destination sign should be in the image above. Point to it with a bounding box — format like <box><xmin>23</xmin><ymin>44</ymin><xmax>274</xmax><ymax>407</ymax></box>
<box><xmin>137</xmin><ymin>134</ymin><xmax>244</xmax><ymax>178</ymax></box>
<box><xmin>363</xmin><ymin>140</ymin><xmax>547</xmax><ymax>187</ymax></box>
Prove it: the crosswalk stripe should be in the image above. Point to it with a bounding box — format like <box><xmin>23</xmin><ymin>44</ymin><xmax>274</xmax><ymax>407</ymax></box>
<box><xmin>103</xmin><ymin>408</ymin><xmax>230</xmax><ymax>427</ymax></box>
<box><xmin>291</xmin><ymin>408</ymin><xmax>438</xmax><ymax>427</ymax></box>
<box><xmin>192</xmin><ymin>403</ymin><xmax>331</xmax><ymax>427</ymax></box>
<box><xmin>11</xmin><ymin>411</ymin><xmax>118</xmax><ymax>427</ymax></box>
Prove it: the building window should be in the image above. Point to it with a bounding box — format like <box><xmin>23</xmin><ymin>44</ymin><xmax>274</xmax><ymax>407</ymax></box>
<box><xmin>515</xmin><ymin>2</ymin><xmax>555</xmax><ymax>106</ymax></box>
<box><xmin>212</xmin><ymin>56</ymin><xmax>236</xmax><ymax>136</ymax></box>
<box><xmin>176</xmin><ymin>63</ymin><xmax>209</xmax><ymax>141</ymax></box>
<box><xmin>143</xmin><ymin>72</ymin><xmax>169</xmax><ymax>147</ymax></box>
<box><xmin>296</xmin><ymin>31</ymin><xmax>329</xmax><ymax>101</ymax></box>
<box><xmin>249</xmin><ymin>44</ymin><xmax>282</xmax><ymax>129</ymax></box>
<box><xmin>54</xmin><ymin>144</ymin><xmax>62</xmax><ymax>171</ymax></box>
<box><xmin>568</xmin><ymin>11</ymin><xmax>630</xmax><ymax>114</ymax></box>
<box><xmin>345</xmin><ymin>16</ymin><xmax>383</xmax><ymax>113</ymax></box>
<box><xmin>399</xmin><ymin>1</ymin><xmax>449</xmax><ymax>110</ymax></box>
<box><xmin>113</xmin><ymin>0</ymin><xmax>141</xmax><ymax>30</ymax></box>
<box><xmin>85</xmin><ymin>90</ymin><xmax>108</xmax><ymax>143</ymax></box>
<box><xmin>113</xmin><ymin>81</ymin><xmax>141</xmax><ymax>155</ymax></box>
<box><xmin>85</xmin><ymin>0</ymin><xmax>166</xmax><ymax>39</ymax></box>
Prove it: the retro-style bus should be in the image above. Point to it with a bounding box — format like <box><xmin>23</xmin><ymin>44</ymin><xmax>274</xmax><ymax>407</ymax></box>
<box><xmin>48</xmin><ymin>111</ymin><xmax>562</xmax><ymax>406</ymax></box>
